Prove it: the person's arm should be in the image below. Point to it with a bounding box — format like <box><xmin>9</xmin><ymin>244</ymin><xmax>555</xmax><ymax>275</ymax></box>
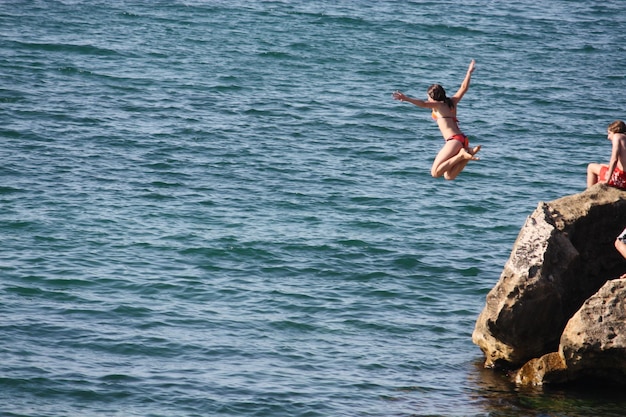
<box><xmin>616</xmin><ymin>239</ymin><xmax>626</xmax><ymax>258</ymax></box>
<box><xmin>392</xmin><ymin>91</ymin><xmax>437</xmax><ymax>108</ymax></box>
<box><xmin>604</xmin><ymin>137</ymin><xmax>620</xmax><ymax>183</ymax></box>
<box><xmin>451</xmin><ymin>59</ymin><xmax>476</xmax><ymax>103</ymax></box>
<box><xmin>616</xmin><ymin>228</ymin><xmax>626</xmax><ymax>259</ymax></box>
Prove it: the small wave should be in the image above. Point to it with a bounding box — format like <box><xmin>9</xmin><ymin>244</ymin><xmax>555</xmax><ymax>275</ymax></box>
<box><xmin>14</xmin><ymin>40</ymin><xmax>120</xmax><ymax>57</ymax></box>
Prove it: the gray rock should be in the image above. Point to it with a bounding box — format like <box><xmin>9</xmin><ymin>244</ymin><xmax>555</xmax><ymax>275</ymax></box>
<box><xmin>512</xmin><ymin>278</ymin><xmax>626</xmax><ymax>385</ymax></box>
<box><xmin>560</xmin><ymin>277</ymin><xmax>626</xmax><ymax>383</ymax></box>
<box><xmin>473</xmin><ymin>184</ymin><xmax>626</xmax><ymax>369</ymax></box>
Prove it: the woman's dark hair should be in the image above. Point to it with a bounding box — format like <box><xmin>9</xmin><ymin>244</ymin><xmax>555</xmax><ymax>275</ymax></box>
<box><xmin>608</xmin><ymin>120</ymin><xmax>626</xmax><ymax>134</ymax></box>
<box><xmin>427</xmin><ymin>84</ymin><xmax>454</xmax><ymax>109</ymax></box>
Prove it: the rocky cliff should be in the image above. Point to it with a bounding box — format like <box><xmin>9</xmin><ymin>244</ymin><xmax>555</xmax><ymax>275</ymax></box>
<box><xmin>472</xmin><ymin>184</ymin><xmax>626</xmax><ymax>385</ymax></box>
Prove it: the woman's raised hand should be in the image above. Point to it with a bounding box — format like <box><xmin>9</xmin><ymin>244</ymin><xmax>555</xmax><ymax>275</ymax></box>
<box><xmin>468</xmin><ymin>59</ymin><xmax>476</xmax><ymax>73</ymax></box>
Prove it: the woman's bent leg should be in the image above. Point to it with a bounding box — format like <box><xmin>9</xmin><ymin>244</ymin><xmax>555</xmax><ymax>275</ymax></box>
<box><xmin>431</xmin><ymin>141</ymin><xmax>463</xmax><ymax>178</ymax></box>
<box><xmin>444</xmin><ymin>146</ymin><xmax>481</xmax><ymax>180</ymax></box>
<box><xmin>431</xmin><ymin>141</ymin><xmax>479</xmax><ymax>180</ymax></box>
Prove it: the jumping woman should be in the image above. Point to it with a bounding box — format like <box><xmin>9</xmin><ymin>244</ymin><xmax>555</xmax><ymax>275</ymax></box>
<box><xmin>393</xmin><ymin>59</ymin><xmax>480</xmax><ymax>180</ymax></box>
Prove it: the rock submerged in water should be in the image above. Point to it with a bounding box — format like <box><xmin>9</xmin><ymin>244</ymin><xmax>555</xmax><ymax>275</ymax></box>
<box><xmin>472</xmin><ymin>184</ymin><xmax>626</xmax><ymax>385</ymax></box>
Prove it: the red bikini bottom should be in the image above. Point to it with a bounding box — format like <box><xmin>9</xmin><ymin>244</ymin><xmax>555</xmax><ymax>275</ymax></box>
<box><xmin>446</xmin><ymin>133</ymin><xmax>468</xmax><ymax>148</ymax></box>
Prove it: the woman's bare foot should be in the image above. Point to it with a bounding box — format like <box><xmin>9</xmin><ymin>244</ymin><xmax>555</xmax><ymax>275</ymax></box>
<box><xmin>460</xmin><ymin>146</ymin><xmax>480</xmax><ymax>160</ymax></box>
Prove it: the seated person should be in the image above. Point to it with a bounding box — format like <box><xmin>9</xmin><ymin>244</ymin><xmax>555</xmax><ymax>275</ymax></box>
<box><xmin>587</xmin><ymin>120</ymin><xmax>626</xmax><ymax>189</ymax></box>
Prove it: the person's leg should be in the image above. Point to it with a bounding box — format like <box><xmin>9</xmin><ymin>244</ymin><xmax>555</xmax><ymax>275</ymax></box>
<box><xmin>432</xmin><ymin>141</ymin><xmax>479</xmax><ymax>179</ymax></box>
<box><xmin>443</xmin><ymin>146</ymin><xmax>481</xmax><ymax>180</ymax></box>
<box><xmin>586</xmin><ymin>163</ymin><xmax>605</xmax><ymax>188</ymax></box>
<box><xmin>431</xmin><ymin>140</ymin><xmax>464</xmax><ymax>178</ymax></box>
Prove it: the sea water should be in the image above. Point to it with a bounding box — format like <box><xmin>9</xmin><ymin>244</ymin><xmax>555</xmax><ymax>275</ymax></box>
<box><xmin>2</xmin><ymin>1</ymin><xmax>626</xmax><ymax>416</ymax></box>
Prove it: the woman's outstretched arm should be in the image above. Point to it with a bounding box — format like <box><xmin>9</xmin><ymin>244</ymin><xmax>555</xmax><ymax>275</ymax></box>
<box><xmin>452</xmin><ymin>60</ymin><xmax>475</xmax><ymax>103</ymax></box>
<box><xmin>392</xmin><ymin>91</ymin><xmax>437</xmax><ymax>108</ymax></box>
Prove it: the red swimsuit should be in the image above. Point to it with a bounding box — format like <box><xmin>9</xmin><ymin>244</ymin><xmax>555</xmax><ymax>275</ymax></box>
<box><xmin>600</xmin><ymin>166</ymin><xmax>626</xmax><ymax>189</ymax></box>
<box><xmin>446</xmin><ymin>133</ymin><xmax>469</xmax><ymax>148</ymax></box>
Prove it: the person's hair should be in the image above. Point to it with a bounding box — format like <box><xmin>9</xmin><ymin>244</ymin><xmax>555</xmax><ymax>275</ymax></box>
<box><xmin>608</xmin><ymin>120</ymin><xmax>626</xmax><ymax>134</ymax></box>
<box><xmin>427</xmin><ymin>84</ymin><xmax>454</xmax><ymax>109</ymax></box>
